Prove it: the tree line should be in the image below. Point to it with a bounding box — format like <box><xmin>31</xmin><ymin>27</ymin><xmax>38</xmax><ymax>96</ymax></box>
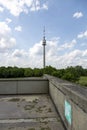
<box><xmin>0</xmin><ymin>66</ymin><xmax>87</xmax><ymax>82</ymax></box>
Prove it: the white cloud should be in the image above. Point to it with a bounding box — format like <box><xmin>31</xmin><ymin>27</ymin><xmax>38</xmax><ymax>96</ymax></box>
<box><xmin>0</xmin><ymin>21</ymin><xmax>11</xmax><ymax>37</ymax></box>
<box><xmin>58</xmin><ymin>39</ymin><xmax>76</xmax><ymax>51</ymax></box>
<box><xmin>0</xmin><ymin>37</ymin><xmax>16</xmax><ymax>49</ymax></box>
<box><xmin>15</xmin><ymin>26</ymin><xmax>22</xmax><ymax>32</ymax></box>
<box><xmin>82</xmin><ymin>50</ymin><xmax>87</xmax><ymax>57</ymax></box>
<box><xmin>0</xmin><ymin>0</ymin><xmax>48</xmax><ymax>16</ymax></box>
<box><xmin>0</xmin><ymin>21</ymin><xmax>16</xmax><ymax>51</ymax></box>
<box><xmin>73</xmin><ymin>12</ymin><xmax>83</xmax><ymax>19</ymax></box>
<box><xmin>25</xmin><ymin>38</ymin><xmax>78</xmax><ymax>68</ymax></box>
<box><xmin>5</xmin><ymin>18</ymin><xmax>12</xmax><ymax>24</ymax></box>
<box><xmin>42</xmin><ymin>4</ymin><xmax>48</xmax><ymax>10</ymax></box>
<box><xmin>63</xmin><ymin>51</ymin><xmax>81</xmax><ymax>67</ymax></box>
<box><xmin>77</xmin><ymin>30</ymin><xmax>87</xmax><ymax>39</ymax></box>
<box><xmin>30</xmin><ymin>37</ymin><xmax>59</xmax><ymax>58</ymax></box>
<box><xmin>12</xmin><ymin>49</ymin><xmax>27</xmax><ymax>58</ymax></box>
<box><xmin>30</xmin><ymin>1</ymin><xmax>48</xmax><ymax>11</ymax></box>
<box><xmin>0</xmin><ymin>37</ymin><xmax>87</xmax><ymax>68</ymax></box>
<box><xmin>0</xmin><ymin>6</ymin><xmax>4</xmax><ymax>12</ymax></box>
<box><xmin>29</xmin><ymin>41</ymin><xmax>42</xmax><ymax>57</ymax></box>
<box><xmin>27</xmin><ymin>39</ymin><xmax>87</xmax><ymax>68</ymax></box>
<box><xmin>30</xmin><ymin>0</ymin><xmax>40</xmax><ymax>11</ymax></box>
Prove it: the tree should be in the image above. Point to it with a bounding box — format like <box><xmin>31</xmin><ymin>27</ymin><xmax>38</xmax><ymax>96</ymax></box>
<box><xmin>33</xmin><ymin>68</ymin><xmax>43</xmax><ymax>77</ymax></box>
<box><xmin>62</xmin><ymin>66</ymin><xmax>80</xmax><ymax>82</ymax></box>
<box><xmin>52</xmin><ymin>69</ymin><xmax>65</xmax><ymax>78</ymax></box>
<box><xmin>24</xmin><ymin>68</ymin><xmax>33</xmax><ymax>77</ymax></box>
<box><xmin>43</xmin><ymin>66</ymin><xmax>57</xmax><ymax>75</ymax></box>
<box><xmin>75</xmin><ymin>66</ymin><xmax>84</xmax><ymax>76</ymax></box>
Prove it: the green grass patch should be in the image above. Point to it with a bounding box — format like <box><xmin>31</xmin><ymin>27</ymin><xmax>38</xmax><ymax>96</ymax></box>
<box><xmin>77</xmin><ymin>76</ymin><xmax>87</xmax><ymax>87</ymax></box>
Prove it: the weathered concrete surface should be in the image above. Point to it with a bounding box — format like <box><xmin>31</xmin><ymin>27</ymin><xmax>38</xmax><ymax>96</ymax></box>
<box><xmin>44</xmin><ymin>75</ymin><xmax>87</xmax><ymax>130</ymax></box>
<box><xmin>0</xmin><ymin>78</ymin><xmax>49</xmax><ymax>94</ymax></box>
<box><xmin>0</xmin><ymin>95</ymin><xmax>65</xmax><ymax>130</ymax></box>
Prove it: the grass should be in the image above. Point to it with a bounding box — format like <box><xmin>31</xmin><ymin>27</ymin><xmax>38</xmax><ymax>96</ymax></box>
<box><xmin>77</xmin><ymin>76</ymin><xmax>87</xmax><ymax>87</ymax></box>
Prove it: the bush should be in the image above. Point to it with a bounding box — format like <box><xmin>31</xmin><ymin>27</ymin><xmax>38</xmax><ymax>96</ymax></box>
<box><xmin>33</xmin><ymin>68</ymin><xmax>43</xmax><ymax>77</ymax></box>
<box><xmin>24</xmin><ymin>68</ymin><xmax>33</xmax><ymax>77</ymax></box>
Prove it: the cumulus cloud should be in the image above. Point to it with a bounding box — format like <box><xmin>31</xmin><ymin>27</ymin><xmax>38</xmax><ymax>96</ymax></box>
<box><xmin>42</xmin><ymin>3</ymin><xmax>48</xmax><ymax>10</ymax></box>
<box><xmin>0</xmin><ymin>37</ymin><xmax>16</xmax><ymax>49</ymax></box>
<box><xmin>26</xmin><ymin>39</ymin><xmax>87</xmax><ymax>68</ymax></box>
<box><xmin>0</xmin><ymin>0</ymin><xmax>48</xmax><ymax>16</ymax></box>
<box><xmin>15</xmin><ymin>26</ymin><xmax>22</xmax><ymax>32</ymax></box>
<box><xmin>11</xmin><ymin>38</ymin><xmax>77</xmax><ymax>68</ymax></box>
<box><xmin>0</xmin><ymin>21</ymin><xmax>16</xmax><ymax>51</ymax></box>
<box><xmin>0</xmin><ymin>21</ymin><xmax>11</xmax><ymax>36</ymax></box>
<box><xmin>73</xmin><ymin>12</ymin><xmax>83</xmax><ymax>19</ymax></box>
<box><xmin>29</xmin><ymin>41</ymin><xmax>42</xmax><ymax>57</ymax></box>
<box><xmin>82</xmin><ymin>50</ymin><xmax>87</xmax><ymax>57</ymax></box>
<box><xmin>30</xmin><ymin>0</ymin><xmax>48</xmax><ymax>11</ymax></box>
<box><xmin>5</xmin><ymin>18</ymin><xmax>12</xmax><ymax>24</ymax></box>
<box><xmin>77</xmin><ymin>30</ymin><xmax>87</xmax><ymax>39</ymax></box>
<box><xmin>58</xmin><ymin>39</ymin><xmax>76</xmax><ymax>51</ymax></box>
<box><xmin>29</xmin><ymin>37</ymin><xmax>59</xmax><ymax>58</ymax></box>
<box><xmin>12</xmin><ymin>49</ymin><xmax>27</xmax><ymax>58</ymax></box>
<box><xmin>0</xmin><ymin>37</ymin><xmax>87</xmax><ymax>68</ymax></box>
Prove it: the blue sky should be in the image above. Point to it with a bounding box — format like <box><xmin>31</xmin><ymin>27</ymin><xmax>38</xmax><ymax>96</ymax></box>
<box><xmin>0</xmin><ymin>0</ymin><xmax>87</xmax><ymax>68</ymax></box>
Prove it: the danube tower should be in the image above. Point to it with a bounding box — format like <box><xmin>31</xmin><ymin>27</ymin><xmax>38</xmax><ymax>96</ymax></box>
<box><xmin>42</xmin><ymin>27</ymin><xmax>46</xmax><ymax>68</ymax></box>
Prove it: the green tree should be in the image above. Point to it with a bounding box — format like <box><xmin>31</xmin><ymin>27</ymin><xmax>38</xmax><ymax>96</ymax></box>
<box><xmin>75</xmin><ymin>66</ymin><xmax>84</xmax><ymax>76</ymax></box>
<box><xmin>62</xmin><ymin>66</ymin><xmax>80</xmax><ymax>82</ymax></box>
<box><xmin>24</xmin><ymin>68</ymin><xmax>33</xmax><ymax>77</ymax></box>
<box><xmin>43</xmin><ymin>66</ymin><xmax>57</xmax><ymax>75</ymax></box>
<box><xmin>0</xmin><ymin>67</ymin><xmax>8</xmax><ymax>78</ymax></box>
<box><xmin>52</xmin><ymin>69</ymin><xmax>65</xmax><ymax>78</ymax></box>
<box><xmin>33</xmin><ymin>68</ymin><xmax>43</xmax><ymax>77</ymax></box>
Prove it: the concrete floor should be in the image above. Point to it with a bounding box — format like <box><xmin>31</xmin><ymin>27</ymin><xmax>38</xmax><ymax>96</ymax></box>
<box><xmin>0</xmin><ymin>95</ymin><xmax>65</xmax><ymax>130</ymax></box>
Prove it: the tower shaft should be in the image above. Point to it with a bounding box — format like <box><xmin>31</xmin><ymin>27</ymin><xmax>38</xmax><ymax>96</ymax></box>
<box><xmin>43</xmin><ymin>45</ymin><xmax>46</xmax><ymax>68</ymax></box>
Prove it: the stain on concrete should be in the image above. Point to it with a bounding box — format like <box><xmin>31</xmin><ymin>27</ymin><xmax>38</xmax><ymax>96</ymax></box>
<box><xmin>0</xmin><ymin>95</ymin><xmax>65</xmax><ymax>130</ymax></box>
<box><xmin>8</xmin><ymin>98</ymin><xmax>20</xmax><ymax>102</ymax></box>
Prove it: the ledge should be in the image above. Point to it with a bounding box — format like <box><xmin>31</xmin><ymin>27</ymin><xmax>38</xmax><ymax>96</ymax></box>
<box><xmin>44</xmin><ymin>74</ymin><xmax>87</xmax><ymax>113</ymax></box>
<box><xmin>0</xmin><ymin>77</ymin><xmax>48</xmax><ymax>81</ymax></box>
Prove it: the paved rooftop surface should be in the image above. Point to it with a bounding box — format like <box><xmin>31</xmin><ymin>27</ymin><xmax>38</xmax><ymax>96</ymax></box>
<box><xmin>0</xmin><ymin>95</ymin><xmax>65</xmax><ymax>130</ymax></box>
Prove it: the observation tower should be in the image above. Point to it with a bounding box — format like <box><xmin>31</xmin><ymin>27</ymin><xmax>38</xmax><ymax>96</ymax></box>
<box><xmin>42</xmin><ymin>27</ymin><xmax>46</xmax><ymax>68</ymax></box>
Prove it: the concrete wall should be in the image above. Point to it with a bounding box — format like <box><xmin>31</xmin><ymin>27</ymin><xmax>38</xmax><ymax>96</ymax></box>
<box><xmin>0</xmin><ymin>78</ymin><xmax>49</xmax><ymax>94</ymax></box>
<box><xmin>0</xmin><ymin>75</ymin><xmax>87</xmax><ymax>130</ymax></box>
<box><xmin>44</xmin><ymin>75</ymin><xmax>87</xmax><ymax>130</ymax></box>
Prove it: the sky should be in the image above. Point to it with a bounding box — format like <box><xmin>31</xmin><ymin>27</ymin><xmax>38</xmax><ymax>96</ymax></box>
<box><xmin>0</xmin><ymin>0</ymin><xmax>87</xmax><ymax>69</ymax></box>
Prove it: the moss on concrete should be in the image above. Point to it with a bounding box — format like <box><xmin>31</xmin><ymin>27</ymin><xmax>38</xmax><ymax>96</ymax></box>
<box><xmin>8</xmin><ymin>98</ymin><xmax>20</xmax><ymax>102</ymax></box>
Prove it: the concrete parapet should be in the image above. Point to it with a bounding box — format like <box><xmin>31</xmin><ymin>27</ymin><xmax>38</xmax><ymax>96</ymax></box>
<box><xmin>0</xmin><ymin>75</ymin><xmax>87</xmax><ymax>130</ymax></box>
<box><xmin>0</xmin><ymin>78</ymin><xmax>49</xmax><ymax>94</ymax></box>
<box><xmin>44</xmin><ymin>74</ymin><xmax>87</xmax><ymax>130</ymax></box>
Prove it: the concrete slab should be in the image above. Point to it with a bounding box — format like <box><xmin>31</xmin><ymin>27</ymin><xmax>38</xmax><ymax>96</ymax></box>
<box><xmin>0</xmin><ymin>95</ymin><xmax>65</xmax><ymax>130</ymax></box>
